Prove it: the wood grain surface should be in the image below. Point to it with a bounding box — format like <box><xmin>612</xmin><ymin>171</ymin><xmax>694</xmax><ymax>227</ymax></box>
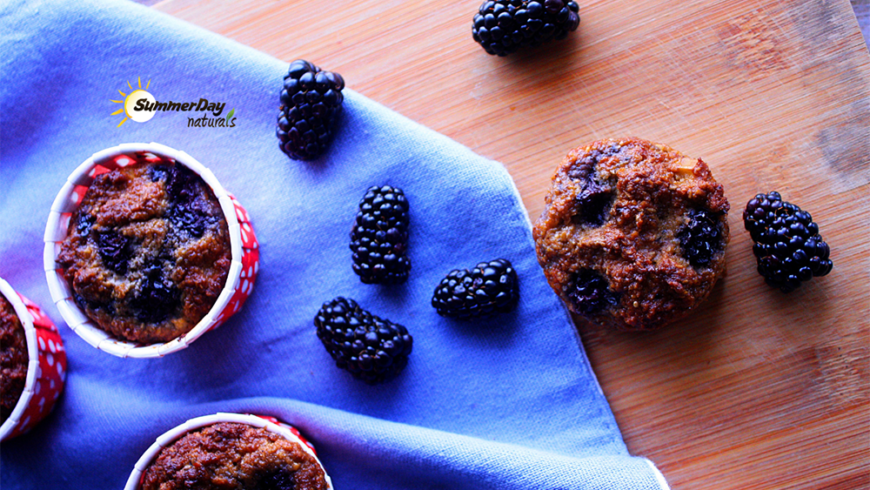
<box><xmin>152</xmin><ymin>0</ymin><xmax>870</xmax><ymax>488</ymax></box>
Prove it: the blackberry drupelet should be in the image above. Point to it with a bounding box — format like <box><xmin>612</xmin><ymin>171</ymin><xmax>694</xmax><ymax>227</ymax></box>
<box><xmin>472</xmin><ymin>0</ymin><xmax>580</xmax><ymax>56</ymax></box>
<box><xmin>743</xmin><ymin>191</ymin><xmax>833</xmax><ymax>293</ymax></box>
<box><xmin>277</xmin><ymin>59</ymin><xmax>345</xmax><ymax>160</ymax></box>
<box><xmin>679</xmin><ymin>209</ymin><xmax>725</xmax><ymax>268</ymax></box>
<box><xmin>431</xmin><ymin>259</ymin><xmax>519</xmax><ymax>319</ymax></box>
<box><xmin>314</xmin><ymin>297</ymin><xmax>413</xmax><ymax>384</ymax></box>
<box><xmin>349</xmin><ymin>185</ymin><xmax>411</xmax><ymax>284</ymax></box>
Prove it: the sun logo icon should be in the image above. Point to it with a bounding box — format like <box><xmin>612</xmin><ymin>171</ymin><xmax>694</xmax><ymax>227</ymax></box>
<box><xmin>110</xmin><ymin>77</ymin><xmax>155</xmax><ymax>127</ymax></box>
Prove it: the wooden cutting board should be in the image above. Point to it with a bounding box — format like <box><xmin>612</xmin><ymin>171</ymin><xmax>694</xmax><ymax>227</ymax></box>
<box><xmin>152</xmin><ymin>0</ymin><xmax>870</xmax><ymax>488</ymax></box>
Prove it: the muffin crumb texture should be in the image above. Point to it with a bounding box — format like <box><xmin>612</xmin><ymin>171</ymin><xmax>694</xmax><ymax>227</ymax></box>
<box><xmin>57</xmin><ymin>157</ymin><xmax>231</xmax><ymax>344</ymax></box>
<box><xmin>141</xmin><ymin>422</ymin><xmax>329</xmax><ymax>490</ymax></box>
<box><xmin>0</xmin><ymin>294</ymin><xmax>28</xmax><ymax>425</ymax></box>
<box><xmin>533</xmin><ymin>137</ymin><xmax>730</xmax><ymax>331</ymax></box>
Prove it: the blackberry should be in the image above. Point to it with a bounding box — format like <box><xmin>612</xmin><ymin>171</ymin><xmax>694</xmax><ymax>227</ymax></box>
<box><xmin>431</xmin><ymin>259</ymin><xmax>519</xmax><ymax>319</ymax></box>
<box><xmin>567</xmin><ymin>155</ymin><xmax>615</xmax><ymax>227</ymax></box>
<box><xmin>349</xmin><ymin>185</ymin><xmax>411</xmax><ymax>284</ymax></box>
<box><xmin>743</xmin><ymin>192</ymin><xmax>833</xmax><ymax>293</ymax></box>
<box><xmin>73</xmin><ymin>293</ymin><xmax>115</xmax><ymax>317</ymax></box>
<box><xmin>166</xmin><ymin>203</ymin><xmax>208</xmax><ymax>238</ymax></box>
<box><xmin>130</xmin><ymin>264</ymin><xmax>180</xmax><ymax>324</ymax></box>
<box><xmin>76</xmin><ymin>214</ymin><xmax>95</xmax><ymax>237</ymax></box>
<box><xmin>158</xmin><ymin>164</ymin><xmax>216</xmax><ymax>238</ymax></box>
<box><xmin>258</xmin><ymin>469</ymin><xmax>295</xmax><ymax>490</ymax></box>
<box><xmin>679</xmin><ymin>209</ymin><xmax>725</xmax><ymax>268</ymax></box>
<box><xmin>159</xmin><ymin>163</ymin><xmax>196</xmax><ymax>201</ymax></box>
<box><xmin>314</xmin><ymin>297</ymin><xmax>413</xmax><ymax>384</ymax></box>
<box><xmin>472</xmin><ymin>0</ymin><xmax>581</xmax><ymax>56</ymax></box>
<box><xmin>148</xmin><ymin>164</ymin><xmax>171</xmax><ymax>183</ymax></box>
<box><xmin>277</xmin><ymin>60</ymin><xmax>345</xmax><ymax>160</ymax></box>
<box><xmin>95</xmin><ymin>230</ymin><xmax>133</xmax><ymax>275</ymax></box>
<box><xmin>567</xmin><ymin>269</ymin><xmax>618</xmax><ymax>316</ymax></box>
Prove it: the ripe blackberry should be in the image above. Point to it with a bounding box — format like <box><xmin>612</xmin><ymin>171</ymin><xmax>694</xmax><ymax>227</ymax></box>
<box><xmin>567</xmin><ymin>269</ymin><xmax>618</xmax><ymax>316</ymax></box>
<box><xmin>432</xmin><ymin>259</ymin><xmax>519</xmax><ymax>319</ymax></box>
<box><xmin>472</xmin><ymin>0</ymin><xmax>581</xmax><ymax>56</ymax></box>
<box><xmin>349</xmin><ymin>185</ymin><xmax>411</xmax><ymax>284</ymax></box>
<box><xmin>277</xmin><ymin>60</ymin><xmax>345</xmax><ymax>160</ymax></box>
<box><xmin>679</xmin><ymin>209</ymin><xmax>725</xmax><ymax>268</ymax></box>
<box><xmin>743</xmin><ymin>192</ymin><xmax>833</xmax><ymax>293</ymax></box>
<box><xmin>314</xmin><ymin>297</ymin><xmax>413</xmax><ymax>384</ymax></box>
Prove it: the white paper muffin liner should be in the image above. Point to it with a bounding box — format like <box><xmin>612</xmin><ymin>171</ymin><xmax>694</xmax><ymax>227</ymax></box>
<box><xmin>44</xmin><ymin>142</ymin><xmax>259</xmax><ymax>358</ymax></box>
<box><xmin>125</xmin><ymin>412</ymin><xmax>334</xmax><ymax>490</ymax></box>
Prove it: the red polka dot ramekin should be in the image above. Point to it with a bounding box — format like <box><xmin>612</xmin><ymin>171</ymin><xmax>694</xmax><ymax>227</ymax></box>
<box><xmin>0</xmin><ymin>278</ymin><xmax>67</xmax><ymax>441</ymax></box>
<box><xmin>125</xmin><ymin>412</ymin><xmax>333</xmax><ymax>490</ymax></box>
<box><xmin>43</xmin><ymin>143</ymin><xmax>259</xmax><ymax>358</ymax></box>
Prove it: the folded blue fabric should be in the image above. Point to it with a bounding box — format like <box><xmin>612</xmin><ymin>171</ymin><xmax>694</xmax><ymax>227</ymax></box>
<box><xmin>0</xmin><ymin>1</ymin><xmax>668</xmax><ymax>488</ymax></box>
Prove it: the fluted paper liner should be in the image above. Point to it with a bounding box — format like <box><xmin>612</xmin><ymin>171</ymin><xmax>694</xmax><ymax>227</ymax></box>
<box><xmin>0</xmin><ymin>278</ymin><xmax>67</xmax><ymax>441</ymax></box>
<box><xmin>44</xmin><ymin>143</ymin><xmax>259</xmax><ymax>358</ymax></box>
<box><xmin>125</xmin><ymin>412</ymin><xmax>333</xmax><ymax>490</ymax></box>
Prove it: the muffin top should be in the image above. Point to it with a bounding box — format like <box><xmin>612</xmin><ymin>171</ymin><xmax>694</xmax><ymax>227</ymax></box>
<box><xmin>141</xmin><ymin>422</ymin><xmax>330</xmax><ymax>490</ymax></box>
<box><xmin>533</xmin><ymin>137</ymin><xmax>730</xmax><ymax>331</ymax></box>
<box><xmin>57</xmin><ymin>159</ymin><xmax>232</xmax><ymax>344</ymax></box>
<box><xmin>0</xmin><ymin>293</ymin><xmax>28</xmax><ymax>425</ymax></box>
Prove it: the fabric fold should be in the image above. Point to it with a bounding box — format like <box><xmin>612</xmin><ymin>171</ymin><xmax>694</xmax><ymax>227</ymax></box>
<box><xmin>0</xmin><ymin>0</ymin><xmax>668</xmax><ymax>488</ymax></box>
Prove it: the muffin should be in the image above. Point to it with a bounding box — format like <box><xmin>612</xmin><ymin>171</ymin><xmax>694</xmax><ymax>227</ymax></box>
<box><xmin>533</xmin><ymin>137</ymin><xmax>730</xmax><ymax>331</ymax></box>
<box><xmin>56</xmin><ymin>159</ymin><xmax>232</xmax><ymax>344</ymax></box>
<box><xmin>0</xmin><ymin>293</ymin><xmax>28</xmax><ymax>425</ymax></box>
<box><xmin>0</xmin><ymin>278</ymin><xmax>67</xmax><ymax>441</ymax></box>
<box><xmin>140</xmin><ymin>421</ymin><xmax>331</xmax><ymax>490</ymax></box>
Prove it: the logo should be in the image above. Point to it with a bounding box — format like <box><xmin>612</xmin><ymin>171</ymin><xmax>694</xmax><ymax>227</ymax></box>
<box><xmin>110</xmin><ymin>78</ymin><xmax>156</xmax><ymax>127</ymax></box>
<box><xmin>110</xmin><ymin>78</ymin><xmax>237</xmax><ymax>129</ymax></box>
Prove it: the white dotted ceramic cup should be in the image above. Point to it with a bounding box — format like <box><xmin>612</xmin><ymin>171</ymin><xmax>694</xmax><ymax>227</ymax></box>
<box><xmin>44</xmin><ymin>143</ymin><xmax>260</xmax><ymax>358</ymax></box>
<box><xmin>0</xmin><ymin>278</ymin><xmax>67</xmax><ymax>441</ymax></box>
<box><xmin>126</xmin><ymin>412</ymin><xmax>333</xmax><ymax>490</ymax></box>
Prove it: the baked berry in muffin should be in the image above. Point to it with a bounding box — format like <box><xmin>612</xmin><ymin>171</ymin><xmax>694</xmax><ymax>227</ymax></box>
<box><xmin>141</xmin><ymin>422</ymin><xmax>330</xmax><ymax>490</ymax></box>
<box><xmin>57</xmin><ymin>159</ymin><xmax>231</xmax><ymax>344</ymax></box>
<box><xmin>533</xmin><ymin>138</ymin><xmax>730</xmax><ymax>331</ymax></box>
<box><xmin>0</xmin><ymin>294</ymin><xmax>27</xmax><ymax>425</ymax></box>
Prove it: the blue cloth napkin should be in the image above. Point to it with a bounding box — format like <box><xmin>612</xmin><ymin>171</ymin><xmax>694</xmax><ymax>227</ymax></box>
<box><xmin>0</xmin><ymin>1</ymin><xmax>668</xmax><ymax>488</ymax></box>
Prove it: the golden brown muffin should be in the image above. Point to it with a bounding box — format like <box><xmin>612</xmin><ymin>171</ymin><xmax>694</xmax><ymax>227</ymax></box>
<box><xmin>0</xmin><ymin>294</ymin><xmax>28</xmax><ymax>425</ymax></box>
<box><xmin>533</xmin><ymin>138</ymin><xmax>730</xmax><ymax>331</ymax></box>
<box><xmin>57</xmin><ymin>160</ymin><xmax>231</xmax><ymax>343</ymax></box>
<box><xmin>141</xmin><ymin>422</ymin><xmax>330</xmax><ymax>490</ymax></box>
